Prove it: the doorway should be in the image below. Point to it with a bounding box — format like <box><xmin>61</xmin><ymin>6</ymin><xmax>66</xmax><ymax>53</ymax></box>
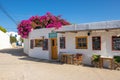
<box><xmin>51</xmin><ymin>38</ymin><xmax>58</xmax><ymax>60</ymax></box>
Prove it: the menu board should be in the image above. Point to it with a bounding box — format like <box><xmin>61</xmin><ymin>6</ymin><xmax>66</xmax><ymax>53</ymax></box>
<box><xmin>112</xmin><ymin>36</ymin><xmax>120</xmax><ymax>50</ymax></box>
<box><xmin>43</xmin><ymin>39</ymin><xmax>48</xmax><ymax>50</ymax></box>
<box><xmin>92</xmin><ymin>37</ymin><xmax>101</xmax><ymax>50</ymax></box>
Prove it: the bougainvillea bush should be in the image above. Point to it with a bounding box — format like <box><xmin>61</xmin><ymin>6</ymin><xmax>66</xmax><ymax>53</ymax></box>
<box><xmin>17</xmin><ymin>20</ymin><xmax>32</xmax><ymax>38</ymax></box>
<box><xmin>17</xmin><ymin>12</ymin><xmax>70</xmax><ymax>38</ymax></box>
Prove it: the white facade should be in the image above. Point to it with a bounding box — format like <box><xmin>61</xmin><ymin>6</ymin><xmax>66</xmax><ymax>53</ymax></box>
<box><xmin>25</xmin><ymin>28</ymin><xmax>54</xmax><ymax>59</ymax></box>
<box><xmin>24</xmin><ymin>20</ymin><xmax>120</xmax><ymax>65</ymax></box>
<box><xmin>24</xmin><ymin>38</ymin><xmax>29</xmax><ymax>54</ymax></box>
<box><xmin>7</xmin><ymin>32</ymin><xmax>23</xmax><ymax>46</ymax></box>
<box><xmin>0</xmin><ymin>31</ymin><xmax>11</xmax><ymax>49</ymax></box>
<box><xmin>58</xmin><ymin>30</ymin><xmax>120</xmax><ymax>65</ymax></box>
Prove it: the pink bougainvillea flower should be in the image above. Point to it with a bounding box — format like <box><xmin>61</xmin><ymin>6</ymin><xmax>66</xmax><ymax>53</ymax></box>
<box><xmin>29</xmin><ymin>16</ymin><xmax>40</xmax><ymax>21</ymax></box>
<box><xmin>46</xmin><ymin>12</ymin><xmax>52</xmax><ymax>17</ymax></box>
<box><xmin>46</xmin><ymin>23</ymin><xmax>54</xmax><ymax>28</ymax></box>
<box><xmin>17</xmin><ymin>20</ymin><xmax>32</xmax><ymax>38</ymax></box>
<box><xmin>17</xmin><ymin>12</ymin><xmax>70</xmax><ymax>38</ymax></box>
<box><xmin>29</xmin><ymin>16</ymin><xmax>41</xmax><ymax>25</ymax></box>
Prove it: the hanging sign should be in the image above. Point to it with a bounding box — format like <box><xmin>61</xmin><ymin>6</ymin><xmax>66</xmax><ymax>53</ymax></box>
<box><xmin>49</xmin><ymin>32</ymin><xmax>57</xmax><ymax>38</ymax></box>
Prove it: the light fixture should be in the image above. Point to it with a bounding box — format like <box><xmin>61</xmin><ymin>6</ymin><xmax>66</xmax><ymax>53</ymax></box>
<box><xmin>116</xmin><ymin>29</ymin><xmax>120</xmax><ymax>37</ymax></box>
<box><xmin>87</xmin><ymin>31</ymin><xmax>91</xmax><ymax>36</ymax></box>
<box><xmin>105</xmin><ymin>29</ymin><xmax>109</xmax><ymax>32</ymax></box>
<box><xmin>117</xmin><ymin>34</ymin><xmax>120</xmax><ymax>37</ymax></box>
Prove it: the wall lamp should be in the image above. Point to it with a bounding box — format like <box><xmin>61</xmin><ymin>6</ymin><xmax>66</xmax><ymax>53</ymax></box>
<box><xmin>87</xmin><ymin>31</ymin><xmax>91</xmax><ymax>36</ymax></box>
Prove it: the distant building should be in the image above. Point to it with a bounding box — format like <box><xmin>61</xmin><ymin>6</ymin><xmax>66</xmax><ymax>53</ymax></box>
<box><xmin>6</xmin><ymin>32</ymin><xmax>21</xmax><ymax>41</ymax></box>
<box><xmin>0</xmin><ymin>30</ymin><xmax>11</xmax><ymax>49</ymax></box>
<box><xmin>6</xmin><ymin>31</ymin><xmax>23</xmax><ymax>46</ymax></box>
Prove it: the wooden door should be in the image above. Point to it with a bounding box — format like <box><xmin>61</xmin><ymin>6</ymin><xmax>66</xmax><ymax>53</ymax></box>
<box><xmin>51</xmin><ymin>38</ymin><xmax>58</xmax><ymax>60</ymax></box>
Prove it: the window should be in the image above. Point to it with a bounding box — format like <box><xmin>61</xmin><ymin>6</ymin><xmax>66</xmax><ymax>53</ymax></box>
<box><xmin>35</xmin><ymin>39</ymin><xmax>43</xmax><ymax>47</ymax></box>
<box><xmin>30</xmin><ymin>40</ymin><xmax>34</xmax><ymax>49</ymax></box>
<box><xmin>112</xmin><ymin>36</ymin><xmax>120</xmax><ymax>51</ymax></box>
<box><xmin>92</xmin><ymin>36</ymin><xmax>101</xmax><ymax>50</ymax></box>
<box><xmin>43</xmin><ymin>39</ymin><xmax>48</xmax><ymax>50</ymax></box>
<box><xmin>60</xmin><ymin>37</ymin><xmax>65</xmax><ymax>49</ymax></box>
<box><xmin>76</xmin><ymin>36</ymin><xmax>87</xmax><ymax>49</ymax></box>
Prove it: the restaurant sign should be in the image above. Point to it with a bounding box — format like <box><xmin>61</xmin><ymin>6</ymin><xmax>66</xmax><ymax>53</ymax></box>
<box><xmin>49</xmin><ymin>32</ymin><xmax>57</xmax><ymax>38</ymax></box>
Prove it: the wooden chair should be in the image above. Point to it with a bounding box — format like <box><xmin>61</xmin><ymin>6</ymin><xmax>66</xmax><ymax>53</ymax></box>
<box><xmin>73</xmin><ymin>53</ymin><xmax>83</xmax><ymax>65</ymax></box>
<box><xmin>114</xmin><ymin>56</ymin><xmax>120</xmax><ymax>70</ymax></box>
<box><xmin>61</xmin><ymin>54</ymin><xmax>74</xmax><ymax>64</ymax></box>
<box><xmin>91</xmin><ymin>55</ymin><xmax>101</xmax><ymax>68</ymax></box>
<box><xmin>66</xmin><ymin>54</ymin><xmax>74</xmax><ymax>64</ymax></box>
<box><xmin>60</xmin><ymin>54</ymin><xmax>67</xmax><ymax>63</ymax></box>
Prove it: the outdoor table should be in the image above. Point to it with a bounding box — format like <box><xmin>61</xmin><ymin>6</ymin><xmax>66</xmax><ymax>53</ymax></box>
<box><xmin>61</xmin><ymin>53</ymin><xmax>73</xmax><ymax>64</ymax></box>
<box><xmin>100</xmin><ymin>56</ymin><xmax>114</xmax><ymax>69</ymax></box>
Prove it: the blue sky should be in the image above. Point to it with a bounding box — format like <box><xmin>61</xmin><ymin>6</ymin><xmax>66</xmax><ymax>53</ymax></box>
<box><xmin>0</xmin><ymin>0</ymin><xmax>120</xmax><ymax>32</ymax></box>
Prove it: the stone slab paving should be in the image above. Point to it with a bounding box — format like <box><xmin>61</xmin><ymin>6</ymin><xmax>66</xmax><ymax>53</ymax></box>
<box><xmin>0</xmin><ymin>48</ymin><xmax>119</xmax><ymax>80</ymax></box>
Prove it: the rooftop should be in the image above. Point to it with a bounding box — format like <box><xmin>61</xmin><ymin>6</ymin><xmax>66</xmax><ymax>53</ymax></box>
<box><xmin>56</xmin><ymin>20</ymin><xmax>120</xmax><ymax>33</ymax></box>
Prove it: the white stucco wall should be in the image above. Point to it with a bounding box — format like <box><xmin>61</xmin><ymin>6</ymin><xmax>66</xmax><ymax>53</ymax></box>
<box><xmin>0</xmin><ymin>31</ymin><xmax>11</xmax><ymax>49</ymax></box>
<box><xmin>58</xmin><ymin>30</ymin><xmax>120</xmax><ymax>65</ymax></box>
<box><xmin>24</xmin><ymin>28</ymin><xmax>120</xmax><ymax>67</ymax></box>
<box><xmin>24</xmin><ymin>38</ymin><xmax>29</xmax><ymax>54</ymax></box>
<box><xmin>28</xmin><ymin>28</ymin><xmax>54</xmax><ymax>60</ymax></box>
<box><xmin>24</xmin><ymin>28</ymin><xmax>120</xmax><ymax>65</ymax></box>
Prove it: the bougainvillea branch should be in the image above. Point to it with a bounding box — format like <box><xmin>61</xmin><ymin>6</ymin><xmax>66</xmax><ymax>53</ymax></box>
<box><xmin>17</xmin><ymin>20</ymin><xmax>32</xmax><ymax>38</ymax></box>
<box><xmin>17</xmin><ymin>12</ymin><xmax>70</xmax><ymax>38</ymax></box>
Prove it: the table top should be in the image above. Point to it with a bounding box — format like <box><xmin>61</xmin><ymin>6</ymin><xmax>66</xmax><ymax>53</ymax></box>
<box><xmin>100</xmin><ymin>56</ymin><xmax>113</xmax><ymax>59</ymax></box>
<box><xmin>61</xmin><ymin>53</ymin><xmax>73</xmax><ymax>56</ymax></box>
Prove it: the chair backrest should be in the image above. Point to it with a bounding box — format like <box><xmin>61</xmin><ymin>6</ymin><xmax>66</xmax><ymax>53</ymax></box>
<box><xmin>114</xmin><ymin>56</ymin><xmax>120</xmax><ymax>63</ymax></box>
<box><xmin>76</xmin><ymin>53</ymin><xmax>82</xmax><ymax>60</ymax></box>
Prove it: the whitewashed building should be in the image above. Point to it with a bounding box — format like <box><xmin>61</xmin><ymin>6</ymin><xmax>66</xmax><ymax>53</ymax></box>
<box><xmin>24</xmin><ymin>20</ymin><xmax>120</xmax><ymax>65</ymax></box>
<box><xmin>7</xmin><ymin>31</ymin><xmax>23</xmax><ymax>46</ymax></box>
<box><xmin>6</xmin><ymin>31</ymin><xmax>21</xmax><ymax>42</ymax></box>
<box><xmin>0</xmin><ymin>31</ymin><xmax>11</xmax><ymax>49</ymax></box>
